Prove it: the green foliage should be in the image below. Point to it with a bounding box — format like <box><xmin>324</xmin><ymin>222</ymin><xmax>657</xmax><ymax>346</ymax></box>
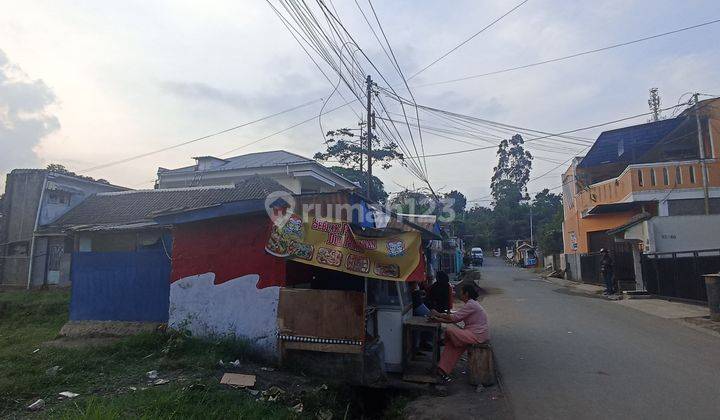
<box><xmin>389</xmin><ymin>189</ymin><xmax>433</xmax><ymax>215</ymax></box>
<box><xmin>329</xmin><ymin>166</ymin><xmax>388</xmax><ymax>201</ymax></box>
<box><xmin>490</xmin><ymin>134</ymin><xmax>533</xmax><ymax>203</ymax></box>
<box><xmin>443</xmin><ymin>190</ymin><xmax>467</xmax><ymax>215</ymax></box>
<box><xmin>314</xmin><ymin>128</ymin><xmax>403</xmax><ymax>171</ymax></box>
<box><xmin>46</xmin><ymin>163</ymin><xmax>109</xmax><ymax>184</ymax></box>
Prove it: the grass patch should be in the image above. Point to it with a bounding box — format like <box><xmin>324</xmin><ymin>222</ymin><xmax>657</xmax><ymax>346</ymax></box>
<box><xmin>0</xmin><ymin>289</ymin><xmax>413</xmax><ymax>419</ymax></box>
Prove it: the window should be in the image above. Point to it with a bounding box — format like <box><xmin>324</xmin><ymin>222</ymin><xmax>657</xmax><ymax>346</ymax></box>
<box><xmin>675</xmin><ymin>166</ymin><xmax>682</xmax><ymax>185</ymax></box>
<box><xmin>618</xmin><ymin>139</ymin><xmax>625</xmax><ymax>156</ymax></box>
<box><xmin>689</xmin><ymin>166</ymin><xmax>696</xmax><ymax>184</ymax></box>
<box><xmin>637</xmin><ymin>170</ymin><xmax>644</xmax><ymax>187</ymax></box>
<box><xmin>663</xmin><ymin>167</ymin><xmax>669</xmax><ymax>186</ymax></box>
<box><xmin>650</xmin><ymin>168</ymin><xmax>657</xmax><ymax>186</ymax></box>
<box><xmin>47</xmin><ymin>191</ymin><xmax>71</xmax><ymax>205</ymax></box>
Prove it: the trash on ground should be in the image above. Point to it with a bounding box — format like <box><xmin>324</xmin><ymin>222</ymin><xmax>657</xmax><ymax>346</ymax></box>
<box><xmin>45</xmin><ymin>366</ymin><xmax>61</xmax><ymax>376</ymax></box>
<box><xmin>248</xmin><ymin>389</ymin><xmax>260</xmax><ymax>396</ymax></box>
<box><xmin>58</xmin><ymin>391</ymin><xmax>79</xmax><ymax>399</ymax></box>
<box><xmin>475</xmin><ymin>384</ymin><xmax>485</xmax><ymax>393</ymax></box>
<box><xmin>128</xmin><ymin>387</ymin><xmax>137</xmax><ymax>391</ymax></box>
<box><xmin>153</xmin><ymin>378</ymin><xmax>170</xmax><ymax>386</ymax></box>
<box><xmin>146</xmin><ymin>370</ymin><xmax>159</xmax><ymax>379</ymax></box>
<box><xmin>27</xmin><ymin>399</ymin><xmax>45</xmax><ymax>411</ymax></box>
<box><xmin>218</xmin><ymin>360</ymin><xmax>225</xmax><ymax>367</ymax></box>
<box><xmin>261</xmin><ymin>386</ymin><xmax>285</xmax><ymax>402</ymax></box>
<box><xmin>260</xmin><ymin>366</ymin><xmax>275</xmax><ymax>372</ymax></box>
<box><xmin>230</xmin><ymin>359</ymin><xmax>241</xmax><ymax>367</ymax></box>
<box><xmin>32</xmin><ymin>348</ymin><xmax>40</xmax><ymax>354</ymax></box>
<box><xmin>220</xmin><ymin>373</ymin><xmax>256</xmax><ymax>388</ymax></box>
<box><xmin>290</xmin><ymin>403</ymin><xmax>304</xmax><ymax>414</ymax></box>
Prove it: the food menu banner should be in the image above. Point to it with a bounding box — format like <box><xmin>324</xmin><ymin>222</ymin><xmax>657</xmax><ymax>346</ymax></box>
<box><xmin>265</xmin><ymin>214</ymin><xmax>422</xmax><ymax>282</ymax></box>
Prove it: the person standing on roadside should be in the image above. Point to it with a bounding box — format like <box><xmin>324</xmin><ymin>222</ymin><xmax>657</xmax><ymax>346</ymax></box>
<box><xmin>600</xmin><ymin>248</ymin><xmax>615</xmax><ymax>295</ymax></box>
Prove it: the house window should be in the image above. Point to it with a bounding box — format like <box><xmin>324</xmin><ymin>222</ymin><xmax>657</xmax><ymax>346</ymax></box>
<box><xmin>637</xmin><ymin>170</ymin><xmax>643</xmax><ymax>187</ymax></box>
<box><xmin>618</xmin><ymin>139</ymin><xmax>625</xmax><ymax>156</ymax></box>
<box><xmin>663</xmin><ymin>167</ymin><xmax>669</xmax><ymax>185</ymax></box>
<box><xmin>47</xmin><ymin>191</ymin><xmax>71</xmax><ymax>205</ymax></box>
<box><xmin>675</xmin><ymin>166</ymin><xmax>682</xmax><ymax>185</ymax></box>
<box><xmin>650</xmin><ymin>168</ymin><xmax>657</xmax><ymax>186</ymax></box>
<box><xmin>689</xmin><ymin>166</ymin><xmax>696</xmax><ymax>184</ymax></box>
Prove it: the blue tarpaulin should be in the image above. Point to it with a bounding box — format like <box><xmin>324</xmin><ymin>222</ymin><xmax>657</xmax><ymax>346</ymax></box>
<box><xmin>69</xmin><ymin>249</ymin><xmax>170</xmax><ymax>322</ymax></box>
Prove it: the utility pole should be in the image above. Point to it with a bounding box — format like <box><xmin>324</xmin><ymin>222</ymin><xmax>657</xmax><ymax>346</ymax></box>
<box><xmin>693</xmin><ymin>93</ymin><xmax>710</xmax><ymax>215</ymax></box>
<box><xmin>529</xmin><ymin>205</ymin><xmax>534</xmax><ymax>246</ymax></box>
<box><xmin>365</xmin><ymin>75</ymin><xmax>374</xmax><ymax>201</ymax></box>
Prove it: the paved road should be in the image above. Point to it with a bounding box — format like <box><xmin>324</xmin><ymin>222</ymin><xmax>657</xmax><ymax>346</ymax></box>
<box><xmin>480</xmin><ymin>257</ymin><xmax>720</xmax><ymax>420</ymax></box>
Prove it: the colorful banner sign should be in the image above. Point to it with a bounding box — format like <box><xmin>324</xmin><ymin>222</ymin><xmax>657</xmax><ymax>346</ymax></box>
<box><xmin>265</xmin><ymin>214</ymin><xmax>422</xmax><ymax>282</ymax></box>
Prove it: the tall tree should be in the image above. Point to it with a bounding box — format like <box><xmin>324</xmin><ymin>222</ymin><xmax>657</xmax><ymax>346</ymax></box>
<box><xmin>443</xmin><ymin>190</ymin><xmax>467</xmax><ymax>215</ymax></box>
<box><xmin>490</xmin><ymin>134</ymin><xmax>533</xmax><ymax>203</ymax></box>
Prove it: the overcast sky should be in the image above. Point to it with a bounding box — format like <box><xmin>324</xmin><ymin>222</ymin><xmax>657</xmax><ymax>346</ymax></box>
<box><xmin>1</xmin><ymin>0</ymin><xmax>719</xmax><ymax>204</ymax></box>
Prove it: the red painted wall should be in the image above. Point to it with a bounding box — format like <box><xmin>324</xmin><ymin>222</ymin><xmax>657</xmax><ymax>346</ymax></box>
<box><xmin>171</xmin><ymin>215</ymin><xmax>286</xmax><ymax>289</ymax></box>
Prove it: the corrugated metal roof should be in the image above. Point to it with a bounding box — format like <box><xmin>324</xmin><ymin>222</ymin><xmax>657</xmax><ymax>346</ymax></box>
<box><xmin>160</xmin><ymin>150</ymin><xmax>313</xmax><ymax>174</ymax></box>
<box><xmin>578</xmin><ymin>117</ymin><xmax>685</xmax><ymax>168</ymax></box>
<box><xmin>50</xmin><ymin>176</ymin><xmax>289</xmax><ymax>227</ymax></box>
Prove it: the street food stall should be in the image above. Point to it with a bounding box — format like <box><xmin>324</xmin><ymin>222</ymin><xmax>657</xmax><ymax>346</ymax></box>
<box><xmin>265</xmin><ymin>199</ymin><xmax>441</xmax><ymax>382</ymax></box>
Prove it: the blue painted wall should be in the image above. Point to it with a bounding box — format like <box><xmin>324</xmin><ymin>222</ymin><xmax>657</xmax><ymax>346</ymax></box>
<box><xmin>69</xmin><ymin>250</ymin><xmax>171</xmax><ymax>322</ymax></box>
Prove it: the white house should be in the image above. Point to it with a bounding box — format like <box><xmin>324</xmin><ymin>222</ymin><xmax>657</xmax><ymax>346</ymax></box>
<box><xmin>156</xmin><ymin>151</ymin><xmax>357</xmax><ymax>194</ymax></box>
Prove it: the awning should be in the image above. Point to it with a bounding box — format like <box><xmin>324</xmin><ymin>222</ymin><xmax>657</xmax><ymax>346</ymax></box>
<box><xmin>584</xmin><ymin>200</ymin><xmax>656</xmax><ymax>216</ymax></box>
<box><xmin>607</xmin><ymin>212</ymin><xmax>652</xmax><ymax>237</ymax></box>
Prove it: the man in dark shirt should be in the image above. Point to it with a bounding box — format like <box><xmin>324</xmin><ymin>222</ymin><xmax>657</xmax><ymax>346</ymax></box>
<box><xmin>600</xmin><ymin>248</ymin><xmax>615</xmax><ymax>295</ymax></box>
<box><xmin>427</xmin><ymin>271</ymin><xmax>452</xmax><ymax>313</ymax></box>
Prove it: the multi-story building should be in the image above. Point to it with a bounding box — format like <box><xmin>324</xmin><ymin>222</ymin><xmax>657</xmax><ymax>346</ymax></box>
<box><xmin>156</xmin><ymin>150</ymin><xmax>357</xmax><ymax>194</ymax></box>
<box><xmin>561</xmin><ymin>98</ymin><xmax>720</xmax><ymax>285</ymax></box>
<box><xmin>0</xmin><ymin>169</ymin><xmax>127</xmax><ymax>287</ymax></box>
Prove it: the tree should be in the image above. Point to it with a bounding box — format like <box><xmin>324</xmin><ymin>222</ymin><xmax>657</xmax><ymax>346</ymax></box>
<box><xmin>531</xmin><ymin>189</ymin><xmax>564</xmax><ymax>253</ymax></box>
<box><xmin>329</xmin><ymin>166</ymin><xmax>388</xmax><ymax>201</ymax></box>
<box><xmin>443</xmin><ymin>190</ymin><xmax>467</xmax><ymax>215</ymax></box>
<box><xmin>45</xmin><ymin>163</ymin><xmax>109</xmax><ymax>184</ymax></box>
<box><xmin>389</xmin><ymin>189</ymin><xmax>433</xmax><ymax>215</ymax></box>
<box><xmin>490</xmin><ymin>134</ymin><xmax>533</xmax><ymax>203</ymax></box>
<box><xmin>647</xmin><ymin>87</ymin><xmax>665</xmax><ymax>122</ymax></box>
<box><xmin>314</xmin><ymin>128</ymin><xmax>404</xmax><ymax>171</ymax></box>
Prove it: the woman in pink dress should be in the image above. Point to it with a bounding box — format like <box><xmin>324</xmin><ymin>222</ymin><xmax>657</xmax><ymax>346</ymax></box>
<box><xmin>430</xmin><ymin>284</ymin><xmax>489</xmax><ymax>381</ymax></box>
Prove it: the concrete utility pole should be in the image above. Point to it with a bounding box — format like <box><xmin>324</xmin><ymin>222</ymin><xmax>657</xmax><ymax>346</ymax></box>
<box><xmin>693</xmin><ymin>93</ymin><xmax>711</xmax><ymax>215</ymax></box>
<box><xmin>529</xmin><ymin>205</ymin><xmax>534</xmax><ymax>246</ymax></box>
<box><xmin>365</xmin><ymin>75</ymin><xmax>374</xmax><ymax>201</ymax></box>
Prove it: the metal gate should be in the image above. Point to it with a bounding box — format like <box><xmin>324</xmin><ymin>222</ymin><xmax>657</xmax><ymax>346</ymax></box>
<box><xmin>69</xmin><ymin>249</ymin><xmax>171</xmax><ymax>322</ymax></box>
<box><xmin>641</xmin><ymin>249</ymin><xmax>720</xmax><ymax>302</ymax></box>
<box><xmin>580</xmin><ymin>251</ymin><xmax>635</xmax><ymax>289</ymax></box>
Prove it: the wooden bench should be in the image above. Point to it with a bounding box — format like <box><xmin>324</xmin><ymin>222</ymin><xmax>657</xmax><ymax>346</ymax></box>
<box><xmin>468</xmin><ymin>342</ymin><xmax>495</xmax><ymax>386</ymax></box>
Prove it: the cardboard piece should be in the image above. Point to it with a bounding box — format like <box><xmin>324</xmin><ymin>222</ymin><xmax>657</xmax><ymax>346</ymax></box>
<box><xmin>220</xmin><ymin>373</ymin><xmax>256</xmax><ymax>388</ymax></box>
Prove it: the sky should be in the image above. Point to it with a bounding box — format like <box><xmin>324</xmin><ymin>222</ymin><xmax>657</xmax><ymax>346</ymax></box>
<box><xmin>1</xmin><ymin>0</ymin><xmax>719</xmax><ymax>205</ymax></box>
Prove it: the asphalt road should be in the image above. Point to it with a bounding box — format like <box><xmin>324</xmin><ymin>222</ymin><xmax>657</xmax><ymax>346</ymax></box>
<box><xmin>479</xmin><ymin>257</ymin><xmax>720</xmax><ymax>420</ymax></box>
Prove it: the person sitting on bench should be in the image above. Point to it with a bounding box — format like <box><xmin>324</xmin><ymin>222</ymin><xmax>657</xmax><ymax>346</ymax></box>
<box><xmin>430</xmin><ymin>284</ymin><xmax>489</xmax><ymax>382</ymax></box>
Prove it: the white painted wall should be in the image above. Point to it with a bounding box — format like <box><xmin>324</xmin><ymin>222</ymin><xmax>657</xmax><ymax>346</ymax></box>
<box><xmin>169</xmin><ymin>273</ymin><xmax>280</xmax><ymax>357</ymax></box>
<box><xmin>649</xmin><ymin>214</ymin><xmax>720</xmax><ymax>253</ymax></box>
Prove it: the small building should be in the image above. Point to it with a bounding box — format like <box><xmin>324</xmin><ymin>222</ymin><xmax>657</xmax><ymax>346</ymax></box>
<box><xmin>156</xmin><ymin>150</ymin><xmax>358</xmax><ymax>194</ymax></box>
<box><xmin>44</xmin><ymin>176</ymin><xmax>285</xmax><ymax>322</ymax></box>
<box><xmin>0</xmin><ymin>169</ymin><xmax>127</xmax><ymax>288</ymax></box>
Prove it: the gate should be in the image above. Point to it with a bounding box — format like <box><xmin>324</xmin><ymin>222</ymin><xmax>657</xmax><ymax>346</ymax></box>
<box><xmin>70</xmin><ymin>250</ymin><xmax>171</xmax><ymax>322</ymax></box>
<box><xmin>641</xmin><ymin>249</ymin><xmax>720</xmax><ymax>302</ymax></box>
<box><xmin>580</xmin><ymin>251</ymin><xmax>635</xmax><ymax>289</ymax></box>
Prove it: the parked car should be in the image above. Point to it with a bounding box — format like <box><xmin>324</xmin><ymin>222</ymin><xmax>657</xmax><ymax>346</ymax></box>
<box><xmin>471</xmin><ymin>247</ymin><xmax>484</xmax><ymax>266</ymax></box>
<box><xmin>494</xmin><ymin>248</ymin><xmax>501</xmax><ymax>257</ymax></box>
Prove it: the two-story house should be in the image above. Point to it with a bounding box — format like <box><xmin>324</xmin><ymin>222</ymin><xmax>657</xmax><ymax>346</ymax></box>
<box><xmin>0</xmin><ymin>169</ymin><xmax>128</xmax><ymax>287</ymax></box>
<box><xmin>562</xmin><ymin>98</ymin><xmax>720</xmax><ymax>286</ymax></box>
<box><xmin>156</xmin><ymin>150</ymin><xmax>358</xmax><ymax>193</ymax></box>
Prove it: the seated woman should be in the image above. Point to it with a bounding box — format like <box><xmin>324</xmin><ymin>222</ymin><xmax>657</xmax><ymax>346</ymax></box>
<box><xmin>430</xmin><ymin>284</ymin><xmax>489</xmax><ymax>381</ymax></box>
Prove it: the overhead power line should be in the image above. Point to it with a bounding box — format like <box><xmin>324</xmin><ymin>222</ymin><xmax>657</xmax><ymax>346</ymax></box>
<box><xmin>415</xmin><ymin>18</ymin><xmax>720</xmax><ymax>88</ymax></box>
<box><xmin>407</xmin><ymin>0</ymin><xmax>530</xmax><ymax>80</ymax></box>
<box><xmin>79</xmin><ymin>98</ymin><xmax>324</xmax><ymax>173</ymax></box>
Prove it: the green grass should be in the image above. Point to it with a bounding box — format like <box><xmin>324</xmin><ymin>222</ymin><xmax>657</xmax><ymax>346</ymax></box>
<box><xmin>0</xmin><ymin>289</ymin><xmax>411</xmax><ymax>419</ymax></box>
